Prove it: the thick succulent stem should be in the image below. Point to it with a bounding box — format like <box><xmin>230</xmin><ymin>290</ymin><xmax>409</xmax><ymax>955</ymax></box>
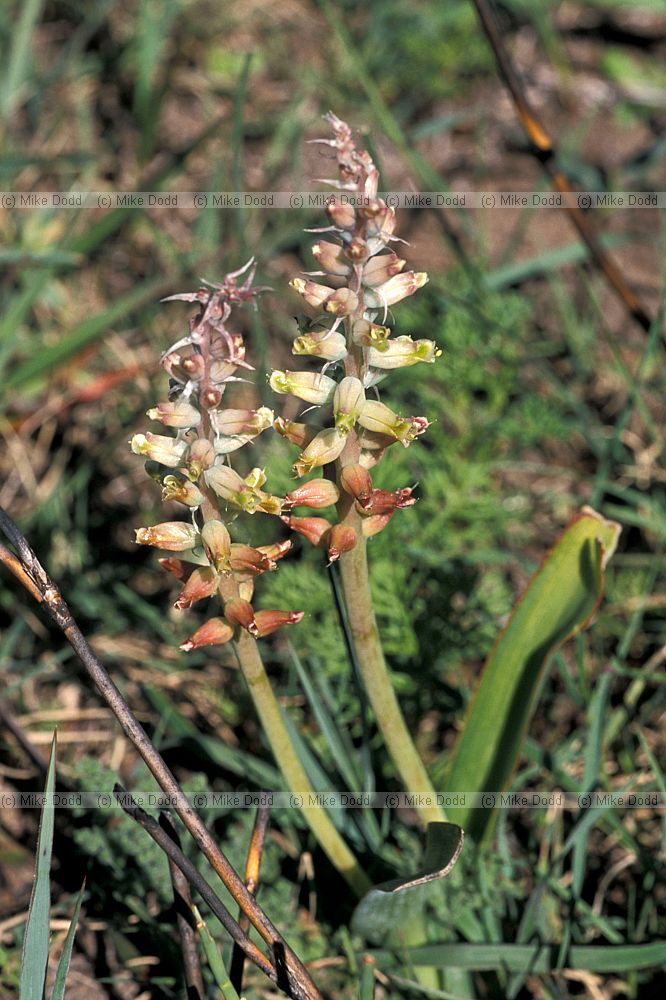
<box><xmin>337</xmin><ymin>496</ymin><xmax>445</xmax><ymax>827</ymax></box>
<box><xmin>214</xmin><ymin>564</ymin><xmax>369</xmax><ymax>896</ymax></box>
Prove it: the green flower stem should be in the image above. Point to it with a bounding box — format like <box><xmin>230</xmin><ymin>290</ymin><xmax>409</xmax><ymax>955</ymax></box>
<box><xmin>336</xmin><ymin>454</ymin><xmax>445</xmax><ymax>828</ymax></box>
<box><xmin>215</xmin><ymin>570</ymin><xmax>370</xmax><ymax>896</ymax></box>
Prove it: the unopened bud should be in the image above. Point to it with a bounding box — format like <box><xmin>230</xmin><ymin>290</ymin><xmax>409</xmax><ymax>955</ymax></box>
<box><xmin>340</xmin><ymin>464</ymin><xmax>373</xmax><ymax>500</ymax></box>
<box><xmin>159</xmin><ymin>557</ymin><xmax>187</xmax><ymax>579</ymax></box>
<box><xmin>229</xmin><ymin>543</ymin><xmax>276</xmax><ymax>576</ymax></box>
<box><xmin>147</xmin><ymin>401</ymin><xmax>201</xmax><ymax>428</ymax></box>
<box><xmin>201</xmin><ymin>520</ymin><xmax>231</xmax><ymax>573</ymax></box>
<box><xmin>286</xmin><ymin>478</ymin><xmax>339</xmax><ymax>509</ymax></box>
<box><xmin>334</xmin><ymin>376</ymin><xmax>365</xmax><ymax>433</ymax></box>
<box><xmin>357</xmin><ymin>487</ymin><xmax>416</xmax><ymax>516</ymax></box>
<box><xmin>293</xmin><ymin>427</ymin><xmax>347</xmax><ymax>476</ymax></box>
<box><xmin>253</xmin><ymin>609</ymin><xmax>304</xmax><ymax>637</ymax></box>
<box><xmin>327</xmin><ymin>524</ymin><xmax>357</xmax><ymax>562</ymax></box>
<box><xmin>180</xmin><ymin>617</ymin><xmax>234</xmax><ymax>651</ymax></box>
<box><xmin>224</xmin><ymin>599</ymin><xmax>258</xmax><ymax>636</ymax></box>
<box><xmin>131</xmin><ymin>433</ymin><xmax>189</xmax><ymax>468</ymax></box>
<box><xmin>204</xmin><ymin>464</ymin><xmax>247</xmax><ymax>503</ymax></box>
<box><xmin>174</xmin><ymin>567</ymin><xmax>218</xmax><ymax>609</ymax></box>
<box><xmin>269</xmin><ymin>370</ymin><xmax>336</xmax><ymax>406</ymax></box>
<box><xmin>361</xmin><ymin>513</ymin><xmax>394</xmax><ymax>537</ymax></box>
<box><xmin>281</xmin><ymin>515</ymin><xmax>331</xmax><ymax>547</ymax></box>
<box><xmin>135</xmin><ymin>521</ymin><xmax>200</xmax><ymax>551</ymax></box>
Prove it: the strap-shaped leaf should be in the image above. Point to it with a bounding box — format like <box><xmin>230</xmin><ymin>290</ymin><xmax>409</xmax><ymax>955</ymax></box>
<box><xmin>442</xmin><ymin>506</ymin><xmax>620</xmax><ymax>840</ymax></box>
<box><xmin>351</xmin><ymin>823</ymin><xmax>463</xmax><ymax>943</ymax></box>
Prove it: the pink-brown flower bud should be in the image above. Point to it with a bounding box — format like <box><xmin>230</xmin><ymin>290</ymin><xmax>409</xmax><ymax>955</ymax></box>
<box><xmin>340</xmin><ymin>464</ymin><xmax>373</xmax><ymax>500</ymax></box>
<box><xmin>327</xmin><ymin>524</ymin><xmax>357</xmax><ymax>562</ymax></box>
<box><xmin>174</xmin><ymin>567</ymin><xmax>218</xmax><ymax>609</ymax></box>
<box><xmin>311</xmin><ymin>240</ymin><xmax>351</xmax><ymax>276</ymax></box>
<box><xmin>281</xmin><ymin>515</ymin><xmax>331</xmax><ymax>547</ymax></box>
<box><xmin>253</xmin><ymin>609</ymin><xmax>304</xmax><ymax>637</ymax></box>
<box><xmin>159</xmin><ymin>557</ymin><xmax>187</xmax><ymax>579</ymax></box>
<box><xmin>362</xmin><ymin>252</ymin><xmax>406</xmax><ymax>287</ymax></box>
<box><xmin>135</xmin><ymin>521</ymin><xmax>200</xmax><ymax>551</ymax></box>
<box><xmin>224</xmin><ymin>599</ymin><xmax>258</xmax><ymax>636</ymax></box>
<box><xmin>361</xmin><ymin>513</ymin><xmax>394</xmax><ymax>537</ymax></box>
<box><xmin>180</xmin><ymin>617</ymin><xmax>234</xmax><ymax>651</ymax></box>
<box><xmin>357</xmin><ymin>487</ymin><xmax>416</xmax><ymax>516</ymax></box>
<box><xmin>286</xmin><ymin>478</ymin><xmax>339</xmax><ymax>509</ymax></box>
<box><xmin>229</xmin><ymin>544</ymin><xmax>276</xmax><ymax>576</ymax></box>
<box><xmin>201</xmin><ymin>520</ymin><xmax>231</xmax><ymax>573</ymax></box>
<box><xmin>147</xmin><ymin>401</ymin><xmax>201</xmax><ymax>428</ymax></box>
<box><xmin>257</xmin><ymin>539</ymin><xmax>293</xmax><ymax>563</ymax></box>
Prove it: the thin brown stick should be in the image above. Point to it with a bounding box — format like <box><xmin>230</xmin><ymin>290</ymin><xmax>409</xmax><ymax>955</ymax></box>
<box><xmin>471</xmin><ymin>0</ymin><xmax>654</xmax><ymax>334</ymax></box>
<box><xmin>160</xmin><ymin>814</ymin><xmax>206</xmax><ymax>1000</ymax></box>
<box><xmin>230</xmin><ymin>805</ymin><xmax>271</xmax><ymax>994</ymax></box>
<box><xmin>0</xmin><ymin>506</ymin><xmax>322</xmax><ymax>1000</ymax></box>
<box><xmin>114</xmin><ymin>787</ymin><xmax>277</xmax><ymax>982</ymax></box>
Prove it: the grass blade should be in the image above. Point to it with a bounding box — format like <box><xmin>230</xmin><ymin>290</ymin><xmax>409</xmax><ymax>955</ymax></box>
<box><xmin>20</xmin><ymin>733</ymin><xmax>57</xmax><ymax>1000</ymax></box>
<box><xmin>49</xmin><ymin>880</ymin><xmax>85</xmax><ymax>1000</ymax></box>
<box><xmin>191</xmin><ymin>904</ymin><xmax>240</xmax><ymax>1000</ymax></box>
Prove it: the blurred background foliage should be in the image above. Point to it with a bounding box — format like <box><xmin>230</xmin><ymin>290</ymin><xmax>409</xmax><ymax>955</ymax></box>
<box><xmin>0</xmin><ymin>0</ymin><xmax>665</xmax><ymax>997</ymax></box>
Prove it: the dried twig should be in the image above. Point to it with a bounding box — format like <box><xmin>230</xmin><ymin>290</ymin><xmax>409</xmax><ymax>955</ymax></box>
<box><xmin>230</xmin><ymin>805</ymin><xmax>271</xmax><ymax>994</ymax></box>
<box><xmin>471</xmin><ymin>0</ymin><xmax>654</xmax><ymax>334</ymax></box>
<box><xmin>0</xmin><ymin>506</ymin><xmax>322</xmax><ymax>1000</ymax></box>
<box><xmin>160</xmin><ymin>814</ymin><xmax>206</xmax><ymax>1000</ymax></box>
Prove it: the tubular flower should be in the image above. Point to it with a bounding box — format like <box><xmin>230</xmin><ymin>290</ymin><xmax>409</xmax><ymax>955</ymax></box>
<box><xmin>269</xmin><ymin>114</ymin><xmax>438</xmax><ymax>551</ymax></box>
<box><xmin>131</xmin><ymin>260</ymin><xmax>302</xmax><ymax>650</ymax></box>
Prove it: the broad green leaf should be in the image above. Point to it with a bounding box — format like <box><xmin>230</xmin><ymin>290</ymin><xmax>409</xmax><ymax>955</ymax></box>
<box><xmin>442</xmin><ymin>507</ymin><xmax>621</xmax><ymax>840</ymax></box>
<box><xmin>50</xmin><ymin>880</ymin><xmax>85</xmax><ymax>1000</ymax></box>
<box><xmin>351</xmin><ymin>823</ymin><xmax>463</xmax><ymax>944</ymax></box>
<box><xmin>20</xmin><ymin>734</ymin><xmax>57</xmax><ymax>1000</ymax></box>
